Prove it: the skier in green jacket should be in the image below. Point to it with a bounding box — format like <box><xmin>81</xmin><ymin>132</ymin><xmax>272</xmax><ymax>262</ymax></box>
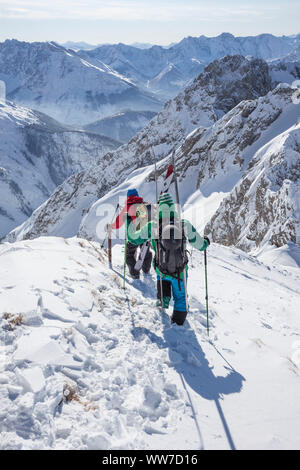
<box><xmin>125</xmin><ymin>192</ymin><xmax>210</xmax><ymax>325</ymax></box>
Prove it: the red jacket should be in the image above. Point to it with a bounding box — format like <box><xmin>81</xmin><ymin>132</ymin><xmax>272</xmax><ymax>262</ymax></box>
<box><xmin>111</xmin><ymin>195</ymin><xmax>144</xmax><ymax>229</ymax></box>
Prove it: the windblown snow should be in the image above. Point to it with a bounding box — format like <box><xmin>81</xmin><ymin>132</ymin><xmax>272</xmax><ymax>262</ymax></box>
<box><xmin>0</xmin><ymin>237</ymin><xmax>299</xmax><ymax>450</ymax></box>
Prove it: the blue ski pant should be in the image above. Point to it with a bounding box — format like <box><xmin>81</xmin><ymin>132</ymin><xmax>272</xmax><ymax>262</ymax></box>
<box><xmin>157</xmin><ymin>274</ymin><xmax>187</xmax><ymax>312</ymax></box>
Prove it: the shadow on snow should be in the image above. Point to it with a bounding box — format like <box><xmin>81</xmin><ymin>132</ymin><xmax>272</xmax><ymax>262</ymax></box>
<box><xmin>132</xmin><ymin>311</ymin><xmax>245</xmax><ymax>450</ymax></box>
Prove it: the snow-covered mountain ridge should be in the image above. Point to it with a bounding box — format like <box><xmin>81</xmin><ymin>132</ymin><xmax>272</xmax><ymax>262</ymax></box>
<box><xmin>83</xmin><ymin>110</ymin><xmax>156</xmax><ymax>144</ymax></box>
<box><xmin>77</xmin><ymin>85</ymin><xmax>300</xmax><ymax>260</ymax></box>
<box><xmin>82</xmin><ymin>32</ymin><xmax>300</xmax><ymax>96</ymax></box>
<box><xmin>8</xmin><ymin>82</ymin><xmax>300</xmax><ymax>258</ymax></box>
<box><xmin>4</xmin><ymin>55</ymin><xmax>274</xmax><ymax>242</ymax></box>
<box><xmin>0</xmin><ymin>40</ymin><xmax>161</xmax><ymax>126</ymax></box>
<box><xmin>77</xmin><ymin>84</ymin><xmax>300</xmax><ymax>242</ymax></box>
<box><xmin>0</xmin><ymin>101</ymin><xmax>120</xmax><ymax>238</ymax></box>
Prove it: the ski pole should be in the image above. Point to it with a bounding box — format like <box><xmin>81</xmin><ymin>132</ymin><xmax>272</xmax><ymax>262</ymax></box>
<box><xmin>154</xmin><ymin>160</ymin><xmax>164</xmax><ymax>307</ymax></box>
<box><xmin>172</xmin><ymin>150</ymin><xmax>180</xmax><ymax>215</ymax></box>
<box><xmin>123</xmin><ymin>230</ymin><xmax>127</xmax><ymax>289</ymax></box>
<box><xmin>183</xmin><ymin>269</ymin><xmax>189</xmax><ymax>315</ymax></box>
<box><xmin>171</xmin><ymin>149</ymin><xmax>189</xmax><ymax>314</ymax></box>
<box><xmin>204</xmin><ymin>248</ymin><xmax>209</xmax><ymax>336</ymax></box>
<box><xmin>107</xmin><ymin>223</ymin><xmax>112</xmax><ymax>267</ymax></box>
<box><xmin>101</xmin><ymin>203</ymin><xmax>120</xmax><ymax>249</ymax></box>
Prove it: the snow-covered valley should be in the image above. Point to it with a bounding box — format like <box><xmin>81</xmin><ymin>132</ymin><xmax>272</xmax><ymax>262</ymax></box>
<box><xmin>0</xmin><ymin>237</ymin><xmax>299</xmax><ymax>450</ymax></box>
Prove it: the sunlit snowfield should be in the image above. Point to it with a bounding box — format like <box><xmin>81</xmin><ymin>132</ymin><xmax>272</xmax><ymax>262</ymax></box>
<box><xmin>0</xmin><ymin>237</ymin><xmax>299</xmax><ymax>450</ymax></box>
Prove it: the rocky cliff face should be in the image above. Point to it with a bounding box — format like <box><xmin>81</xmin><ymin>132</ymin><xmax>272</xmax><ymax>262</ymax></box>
<box><xmin>163</xmin><ymin>84</ymin><xmax>299</xmax><ymax>186</ymax></box>
<box><xmin>127</xmin><ymin>55</ymin><xmax>272</xmax><ymax>162</ymax></box>
<box><xmin>205</xmin><ymin>119</ymin><xmax>300</xmax><ymax>252</ymax></box>
<box><xmin>76</xmin><ymin>85</ymin><xmax>300</xmax><ymax>251</ymax></box>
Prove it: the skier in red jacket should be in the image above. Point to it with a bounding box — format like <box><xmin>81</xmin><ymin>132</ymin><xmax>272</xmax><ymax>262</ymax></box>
<box><xmin>112</xmin><ymin>189</ymin><xmax>153</xmax><ymax>279</ymax></box>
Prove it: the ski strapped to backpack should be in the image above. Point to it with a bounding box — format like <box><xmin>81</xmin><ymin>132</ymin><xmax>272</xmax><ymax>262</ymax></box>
<box><xmin>161</xmin><ymin>163</ymin><xmax>174</xmax><ymax>194</ymax></box>
<box><xmin>101</xmin><ymin>203</ymin><xmax>120</xmax><ymax>249</ymax></box>
<box><xmin>134</xmin><ymin>162</ymin><xmax>175</xmax><ymax>273</ymax></box>
<box><xmin>153</xmin><ymin>150</ymin><xmax>189</xmax><ymax>313</ymax></box>
<box><xmin>132</xmin><ymin>202</ymin><xmax>152</xmax><ymax>272</ymax></box>
<box><xmin>134</xmin><ymin>240</ymin><xmax>150</xmax><ymax>271</ymax></box>
<box><xmin>172</xmin><ymin>150</ymin><xmax>189</xmax><ymax>312</ymax></box>
<box><xmin>153</xmin><ymin>151</ymin><xmax>189</xmax><ymax>297</ymax></box>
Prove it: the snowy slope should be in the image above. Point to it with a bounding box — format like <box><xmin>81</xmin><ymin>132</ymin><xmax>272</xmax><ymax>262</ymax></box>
<box><xmin>270</xmin><ymin>60</ymin><xmax>300</xmax><ymax>86</ymax></box>
<box><xmin>0</xmin><ymin>40</ymin><xmax>161</xmax><ymax>126</ymax></box>
<box><xmin>147</xmin><ymin>64</ymin><xmax>191</xmax><ymax>99</ymax></box>
<box><xmin>0</xmin><ymin>237</ymin><xmax>299</xmax><ymax>450</ymax></box>
<box><xmin>0</xmin><ymin>101</ymin><xmax>120</xmax><ymax>238</ymax></box>
<box><xmin>83</xmin><ymin>110</ymin><xmax>156</xmax><ymax>144</ymax></box>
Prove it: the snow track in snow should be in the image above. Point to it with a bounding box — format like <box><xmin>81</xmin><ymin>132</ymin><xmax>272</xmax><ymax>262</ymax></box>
<box><xmin>0</xmin><ymin>237</ymin><xmax>299</xmax><ymax>449</ymax></box>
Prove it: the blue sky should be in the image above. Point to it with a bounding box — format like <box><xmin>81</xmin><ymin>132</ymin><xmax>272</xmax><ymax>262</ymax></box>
<box><xmin>0</xmin><ymin>0</ymin><xmax>299</xmax><ymax>45</ymax></box>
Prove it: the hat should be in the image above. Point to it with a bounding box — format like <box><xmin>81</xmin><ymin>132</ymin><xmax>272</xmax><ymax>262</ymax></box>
<box><xmin>127</xmin><ymin>188</ymin><xmax>139</xmax><ymax>197</ymax></box>
<box><xmin>158</xmin><ymin>192</ymin><xmax>178</xmax><ymax>219</ymax></box>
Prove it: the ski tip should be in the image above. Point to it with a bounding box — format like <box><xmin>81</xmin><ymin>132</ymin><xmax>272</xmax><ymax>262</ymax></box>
<box><xmin>166</xmin><ymin>164</ymin><xmax>174</xmax><ymax>179</ymax></box>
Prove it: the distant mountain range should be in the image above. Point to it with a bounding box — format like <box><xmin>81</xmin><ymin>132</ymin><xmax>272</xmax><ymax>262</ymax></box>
<box><xmin>0</xmin><ymin>101</ymin><xmax>120</xmax><ymax>237</ymax></box>
<box><xmin>61</xmin><ymin>41</ymin><xmax>98</xmax><ymax>51</ymax></box>
<box><xmin>80</xmin><ymin>33</ymin><xmax>300</xmax><ymax>97</ymax></box>
<box><xmin>61</xmin><ymin>41</ymin><xmax>180</xmax><ymax>51</ymax></box>
<box><xmin>0</xmin><ymin>40</ymin><xmax>162</xmax><ymax>126</ymax></box>
<box><xmin>0</xmin><ymin>33</ymin><xmax>299</xmax><ymax>133</ymax></box>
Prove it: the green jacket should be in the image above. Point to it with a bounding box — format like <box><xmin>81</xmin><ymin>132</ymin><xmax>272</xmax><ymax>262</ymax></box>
<box><xmin>126</xmin><ymin>216</ymin><xmax>208</xmax><ymax>279</ymax></box>
<box><xmin>126</xmin><ymin>217</ymin><xmax>208</xmax><ymax>252</ymax></box>
<box><xmin>125</xmin><ymin>192</ymin><xmax>208</xmax><ymax>277</ymax></box>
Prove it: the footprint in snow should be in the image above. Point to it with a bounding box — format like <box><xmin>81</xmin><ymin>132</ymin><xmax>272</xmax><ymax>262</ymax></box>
<box><xmin>261</xmin><ymin>322</ymin><xmax>272</xmax><ymax>330</ymax></box>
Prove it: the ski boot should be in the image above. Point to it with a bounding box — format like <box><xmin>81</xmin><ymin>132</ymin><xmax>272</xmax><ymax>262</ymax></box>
<box><xmin>171</xmin><ymin>310</ymin><xmax>187</xmax><ymax>326</ymax></box>
<box><xmin>156</xmin><ymin>296</ymin><xmax>171</xmax><ymax>309</ymax></box>
<box><xmin>129</xmin><ymin>266</ymin><xmax>140</xmax><ymax>280</ymax></box>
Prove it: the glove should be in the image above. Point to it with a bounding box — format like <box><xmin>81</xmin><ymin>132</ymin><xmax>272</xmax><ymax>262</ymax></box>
<box><xmin>204</xmin><ymin>236</ymin><xmax>210</xmax><ymax>247</ymax></box>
